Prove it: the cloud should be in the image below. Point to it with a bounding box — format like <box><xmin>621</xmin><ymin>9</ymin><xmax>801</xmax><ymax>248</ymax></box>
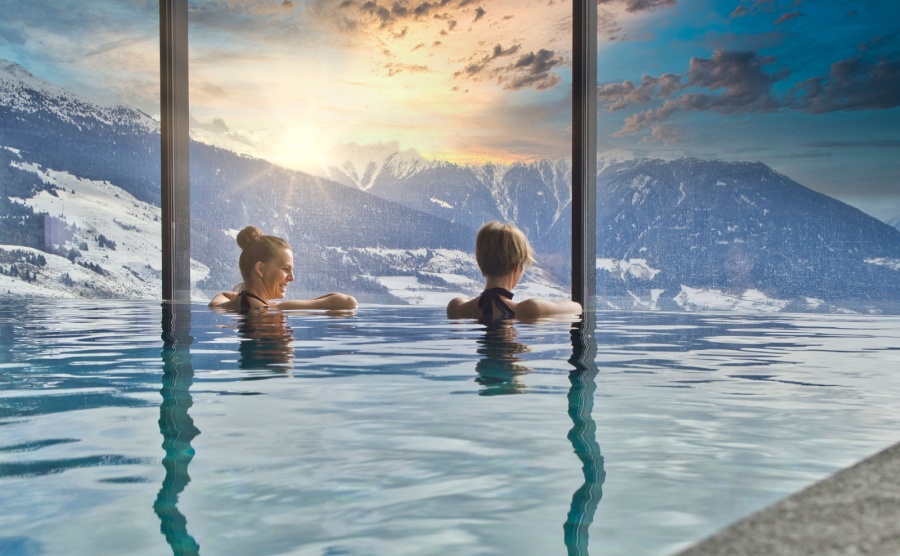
<box><xmin>448</xmin><ymin>44</ymin><xmax>559</xmax><ymax>89</ymax></box>
<box><xmin>596</xmin><ymin>0</ymin><xmax>677</xmax><ymax>41</ymax></box>
<box><xmin>81</xmin><ymin>36</ymin><xmax>150</xmax><ymax>60</ymax></box>
<box><xmin>685</xmin><ymin>50</ymin><xmax>784</xmax><ymax>105</ymax></box>
<box><xmin>597</xmin><ymin>0</ymin><xmax>676</xmax><ymax>13</ymax></box>
<box><xmin>319</xmin><ymin>1</ymin><xmax>537</xmax><ymax>85</ymax></box>
<box><xmin>197</xmin><ymin>117</ymin><xmax>230</xmax><ymax>133</ymax></box>
<box><xmin>859</xmin><ymin>35</ymin><xmax>894</xmax><ymax>52</ymax></box>
<box><xmin>790</xmin><ymin>56</ymin><xmax>900</xmax><ymax>113</ymax></box>
<box><xmin>0</xmin><ymin>23</ymin><xmax>28</xmax><ymax>46</ymax></box>
<box><xmin>334</xmin><ymin>0</ymin><xmax>482</xmax><ymax>32</ymax></box>
<box><xmin>642</xmin><ymin>123</ymin><xmax>684</xmax><ymax>145</ymax></box>
<box><xmin>768</xmin><ymin>151</ymin><xmax>831</xmax><ymax>160</ymax></box>
<box><xmin>499</xmin><ymin>49</ymin><xmax>564</xmax><ymax>90</ymax></box>
<box><xmin>726</xmin><ymin>0</ymin><xmax>802</xmax><ymax>20</ymax></box>
<box><xmin>597</xmin><ymin>73</ymin><xmax>681</xmax><ymax>110</ymax></box>
<box><xmin>384</xmin><ymin>62</ymin><xmax>432</xmax><ymax>76</ymax></box>
<box><xmin>603</xmin><ymin>46</ymin><xmax>900</xmax><ymax>143</ymax></box>
<box><xmin>800</xmin><ymin>140</ymin><xmax>900</xmax><ymax>149</ymax></box>
<box><xmin>453</xmin><ymin>43</ymin><xmax>521</xmax><ymax>78</ymax></box>
<box><xmin>773</xmin><ymin>11</ymin><xmax>802</xmax><ymax>25</ymax></box>
<box><xmin>603</xmin><ymin>50</ymin><xmax>788</xmax><ymax>136</ymax></box>
<box><xmin>597</xmin><ymin>11</ymin><xmax>623</xmax><ymax>39</ymax></box>
<box><xmin>190</xmin><ymin>116</ymin><xmax>258</xmax><ymax>147</ymax></box>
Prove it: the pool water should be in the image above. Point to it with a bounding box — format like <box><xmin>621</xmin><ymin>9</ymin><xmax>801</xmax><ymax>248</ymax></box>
<box><xmin>1</xmin><ymin>300</ymin><xmax>899</xmax><ymax>555</ymax></box>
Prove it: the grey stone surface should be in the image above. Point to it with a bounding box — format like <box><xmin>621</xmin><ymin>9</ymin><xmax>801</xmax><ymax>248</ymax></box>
<box><xmin>679</xmin><ymin>441</ymin><xmax>900</xmax><ymax>556</ymax></box>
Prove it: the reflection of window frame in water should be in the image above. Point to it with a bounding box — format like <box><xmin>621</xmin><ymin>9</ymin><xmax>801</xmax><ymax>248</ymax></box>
<box><xmin>155</xmin><ymin>303</ymin><xmax>200</xmax><ymax>555</ymax></box>
<box><xmin>565</xmin><ymin>317</ymin><xmax>605</xmax><ymax>556</ymax></box>
<box><xmin>473</xmin><ymin>317</ymin><xmax>605</xmax><ymax>554</ymax></box>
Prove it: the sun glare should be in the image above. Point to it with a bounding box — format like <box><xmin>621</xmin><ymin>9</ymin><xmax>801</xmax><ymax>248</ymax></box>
<box><xmin>183</xmin><ymin>0</ymin><xmax>573</xmax><ymax>170</ymax></box>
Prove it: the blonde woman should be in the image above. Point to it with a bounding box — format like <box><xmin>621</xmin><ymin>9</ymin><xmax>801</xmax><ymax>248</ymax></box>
<box><xmin>209</xmin><ymin>226</ymin><xmax>357</xmax><ymax>312</ymax></box>
<box><xmin>447</xmin><ymin>221</ymin><xmax>581</xmax><ymax>319</ymax></box>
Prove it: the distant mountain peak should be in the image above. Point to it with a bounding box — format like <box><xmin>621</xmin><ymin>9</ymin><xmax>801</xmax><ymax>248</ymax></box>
<box><xmin>323</xmin><ymin>141</ymin><xmax>427</xmax><ymax>190</ymax></box>
<box><xmin>0</xmin><ymin>57</ymin><xmax>158</xmax><ymax>133</ymax></box>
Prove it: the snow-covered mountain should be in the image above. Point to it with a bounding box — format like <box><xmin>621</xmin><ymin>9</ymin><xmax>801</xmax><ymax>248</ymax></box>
<box><xmin>886</xmin><ymin>214</ymin><xmax>900</xmax><ymax>232</ymax></box>
<box><xmin>0</xmin><ymin>60</ymin><xmax>158</xmax><ymax>134</ymax></box>
<box><xmin>325</xmin><ymin>146</ymin><xmax>900</xmax><ymax>312</ymax></box>
<box><xmin>0</xmin><ymin>146</ymin><xmax>181</xmax><ymax>298</ymax></box>
<box><xmin>2</xmin><ymin>58</ymin><xmax>898</xmax><ymax>311</ymax></box>
<box><xmin>324</xmin><ymin>143</ymin><xmax>574</xmax><ymax>282</ymax></box>
<box><xmin>322</xmin><ymin>141</ymin><xmax>424</xmax><ymax>191</ymax></box>
<box><xmin>1</xmin><ymin>60</ymin><xmax>161</xmax><ymax>206</ymax></box>
<box><xmin>0</xmin><ymin>59</ymin><xmax>569</xmax><ymax>304</ymax></box>
<box><xmin>594</xmin><ymin>158</ymin><xmax>900</xmax><ymax>311</ymax></box>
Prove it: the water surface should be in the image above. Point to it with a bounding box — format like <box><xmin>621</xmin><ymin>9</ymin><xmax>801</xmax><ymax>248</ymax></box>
<box><xmin>1</xmin><ymin>300</ymin><xmax>898</xmax><ymax>555</ymax></box>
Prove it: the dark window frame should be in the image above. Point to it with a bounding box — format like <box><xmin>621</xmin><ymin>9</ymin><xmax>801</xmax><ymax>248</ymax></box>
<box><xmin>159</xmin><ymin>1</ymin><xmax>597</xmax><ymax>305</ymax></box>
<box><xmin>160</xmin><ymin>0</ymin><xmax>190</xmax><ymax>302</ymax></box>
<box><xmin>572</xmin><ymin>0</ymin><xmax>598</xmax><ymax>310</ymax></box>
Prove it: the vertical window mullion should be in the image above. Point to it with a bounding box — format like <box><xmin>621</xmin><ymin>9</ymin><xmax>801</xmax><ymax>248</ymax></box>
<box><xmin>572</xmin><ymin>0</ymin><xmax>598</xmax><ymax>310</ymax></box>
<box><xmin>160</xmin><ymin>0</ymin><xmax>191</xmax><ymax>301</ymax></box>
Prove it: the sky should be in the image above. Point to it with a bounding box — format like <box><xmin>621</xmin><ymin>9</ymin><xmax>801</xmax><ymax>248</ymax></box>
<box><xmin>0</xmin><ymin>0</ymin><xmax>898</xmax><ymax>220</ymax></box>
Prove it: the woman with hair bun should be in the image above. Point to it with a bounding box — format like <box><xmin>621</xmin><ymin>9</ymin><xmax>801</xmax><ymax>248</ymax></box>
<box><xmin>208</xmin><ymin>226</ymin><xmax>357</xmax><ymax>312</ymax></box>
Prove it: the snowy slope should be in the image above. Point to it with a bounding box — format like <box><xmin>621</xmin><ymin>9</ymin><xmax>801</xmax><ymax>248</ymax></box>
<box><xmin>4</xmin><ymin>158</ymin><xmax>208</xmax><ymax>299</ymax></box>
<box><xmin>325</xmin><ymin>246</ymin><xmax>569</xmax><ymax>306</ymax></box>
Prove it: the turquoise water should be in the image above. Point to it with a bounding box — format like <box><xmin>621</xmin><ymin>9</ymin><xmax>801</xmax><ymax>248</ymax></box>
<box><xmin>1</xmin><ymin>301</ymin><xmax>899</xmax><ymax>555</ymax></box>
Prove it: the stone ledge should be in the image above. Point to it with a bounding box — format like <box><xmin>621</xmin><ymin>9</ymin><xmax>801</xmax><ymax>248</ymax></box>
<box><xmin>679</xmin><ymin>441</ymin><xmax>900</xmax><ymax>556</ymax></box>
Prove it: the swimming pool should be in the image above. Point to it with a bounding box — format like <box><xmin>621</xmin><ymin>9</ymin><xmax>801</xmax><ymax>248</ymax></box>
<box><xmin>1</xmin><ymin>300</ymin><xmax>899</xmax><ymax>555</ymax></box>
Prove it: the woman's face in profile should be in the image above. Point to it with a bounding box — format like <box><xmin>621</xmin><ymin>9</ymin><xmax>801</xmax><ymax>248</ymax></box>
<box><xmin>261</xmin><ymin>248</ymin><xmax>295</xmax><ymax>299</ymax></box>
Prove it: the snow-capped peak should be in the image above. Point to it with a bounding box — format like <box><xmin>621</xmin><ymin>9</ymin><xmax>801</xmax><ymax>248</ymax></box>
<box><xmin>0</xmin><ymin>58</ymin><xmax>158</xmax><ymax>133</ymax></box>
<box><xmin>323</xmin><ymin>141</ymin><xmax>427</xmax><ymax>190</ymax></box>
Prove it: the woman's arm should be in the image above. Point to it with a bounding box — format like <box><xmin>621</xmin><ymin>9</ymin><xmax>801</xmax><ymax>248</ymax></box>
<box><xmin>514</xmin><ymin>298</ymin><xmax>582</xmax><ymax>318</ymax></box>
<box><xmin>277</xmin><ymin>293</ymin><xmax>358</xmax><ymax>311</ymax></box>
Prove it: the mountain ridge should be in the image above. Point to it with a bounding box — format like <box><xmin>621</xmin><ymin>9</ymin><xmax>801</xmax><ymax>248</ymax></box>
<box><xmin>0</xmin><ymin>59</ymin><xmax>574</xmax><ymax>303</ymax></box>
<box><xmin>1</xmin><ymin>58</ymin><xmax>898</xmax><ymax>311</ymax></box>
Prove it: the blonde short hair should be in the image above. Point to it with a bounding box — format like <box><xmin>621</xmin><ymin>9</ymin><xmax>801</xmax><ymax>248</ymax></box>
<box><xmin>475</xmin><ymin>221</ymin><xmax>535</xmax><ymax>278</ymax></box>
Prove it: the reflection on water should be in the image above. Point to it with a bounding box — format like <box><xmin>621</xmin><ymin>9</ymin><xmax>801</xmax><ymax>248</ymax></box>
<box><xmin>237</xmin><ymin>311</ymin><xmax>294</xmax><ymax>374</ymax></box>
<box><xmin>1</xmin><ymin>302</ymin><xmax>899</xmax><ymax>555</ymax></box>
<box><xmin>474</xmin><ymin>317</ymin><xmax>607</xmax><ymax>555</ymax></box>
<box><xmin>474</xmin><ymin>321</ymin><xmax>532</xmax><ymax>395</ymax></box>
<box><xmin>155</xmin><ymin>303</ymin><xmax>200</xmax><ymax>555</ymax></box>
<box><xmin>565</xmin><ymin>317</ymin><xmax>606</xmax><ymax>556</ymax></box>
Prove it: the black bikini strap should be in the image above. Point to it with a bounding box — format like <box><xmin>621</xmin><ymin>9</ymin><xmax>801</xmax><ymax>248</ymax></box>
<box><xmin>478</xmin><ymin>288</ymin><xmax>515</xmax><ymax>319</ymax></box>
<box><xmin>239</xmin><ymin>291</ymin><xmax>269</xmax><ymax>311</ymax></box>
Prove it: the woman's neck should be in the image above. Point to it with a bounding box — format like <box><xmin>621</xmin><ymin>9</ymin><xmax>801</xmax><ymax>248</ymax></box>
<box><xmin>484</xmin><ymin>274</ymin><xmax>517</xmax><ymax>292</ymax></box>
<box><xmin>242</xmin><ymin>283</ymin><xmax>269</xmax><ymax>301</ymax></box>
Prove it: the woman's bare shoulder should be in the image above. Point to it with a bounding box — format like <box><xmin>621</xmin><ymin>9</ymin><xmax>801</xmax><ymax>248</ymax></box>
<box><xmin>514</xmin><ymin>297</ymin><xmax>582</xmax><ymax>317</ymax></box>
<box><xmin>208</xmin><ymin>291</ymin><xmax>240</xmax><ymax>310</ymax></box>
<box><xmin>447</xmin><ymin>296</ymin><xmax>478</xmax><ymax>319</ymax></box>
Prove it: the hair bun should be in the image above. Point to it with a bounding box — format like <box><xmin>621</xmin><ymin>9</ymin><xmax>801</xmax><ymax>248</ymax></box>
<box><xmin>236</xmin><ymin>225</ymin><xmax>264</xmax><ymax>250</ymax></box>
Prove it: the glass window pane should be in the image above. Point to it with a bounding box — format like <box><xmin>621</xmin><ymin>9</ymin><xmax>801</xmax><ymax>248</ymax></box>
<box><xmin>596</xmin><ymin>1</ymin><xmax>900</xmax><ymax>313</ymax></box>
<box><xmin>0</xmin><ymin>1</ymin><xmax>160</xmax><ymax>299</ymax></box>
<box><xmin>189</xmin><ymin>1</ymin><xmax>573</xmax><ymax>305</ymax></box>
